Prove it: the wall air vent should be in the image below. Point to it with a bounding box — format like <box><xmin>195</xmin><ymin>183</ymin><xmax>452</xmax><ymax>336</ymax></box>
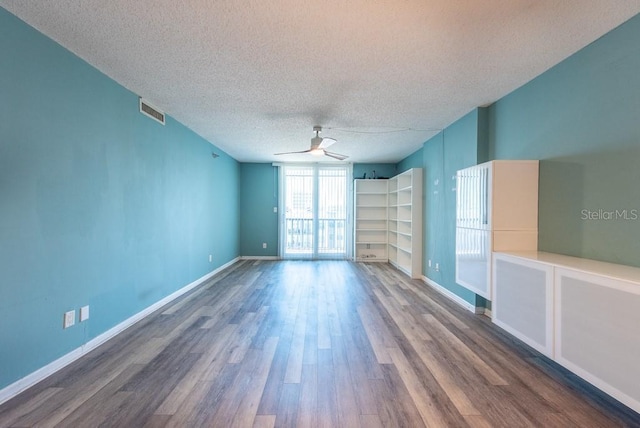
<box><xmin>139</xmin><ymin>98</ymin><xmax>165</xmax><ymax>125</ymax></box>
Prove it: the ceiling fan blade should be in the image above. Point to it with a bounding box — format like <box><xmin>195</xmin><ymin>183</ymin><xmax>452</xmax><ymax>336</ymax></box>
<box><xmin>318</xmin><ymin>137</ymin><xmax>337</xmax><ymax>149</ymax></box>
<box><xmin>324</xmin><ymin>151</ymin><xmax>348</xmax><ymax>161</ymax></box>
<box><xmin>274</xmin><ymin>149</ymin><xmax>312</xmax><ymax>155</ymax></box>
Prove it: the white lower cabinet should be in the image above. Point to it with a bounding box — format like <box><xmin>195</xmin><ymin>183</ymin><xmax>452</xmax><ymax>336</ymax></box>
<box><xmin>493</xmin><ymin>251</ymin><xmax>640</xmax><ymax>413</ymax></box>
<box><xmin>555</xmin><ymin>268</ymin><xmax>640</xmax><ymax>413</ymax></box>
<box><xmin>492</xmin><ymin>253</ymin><xmax>554</xmax><ymax>358</ymax></box>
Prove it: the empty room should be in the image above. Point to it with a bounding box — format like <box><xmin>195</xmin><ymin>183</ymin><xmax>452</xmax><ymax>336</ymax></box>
<box><xmin>1</xmin><ymin>1</ymin><xmax>640</xmax><ymax>427</ymax></box>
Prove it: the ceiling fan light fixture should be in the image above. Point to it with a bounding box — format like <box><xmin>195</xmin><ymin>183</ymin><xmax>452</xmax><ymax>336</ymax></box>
<box><xmin>274</xmin><ymin>126</ymin><xmax>347</xmax><ymax>160</ymax></box>
<box><xmin>311</xmin><ymin>136</ymin><xmax>323</xmax><ymax>148</ymax></box>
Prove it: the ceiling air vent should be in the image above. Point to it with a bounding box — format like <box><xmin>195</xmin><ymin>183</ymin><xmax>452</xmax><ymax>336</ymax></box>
<box><xmin>139</xmin><ymin>98</ymin><xmax>165</xmax><ymax>125</ymax></box>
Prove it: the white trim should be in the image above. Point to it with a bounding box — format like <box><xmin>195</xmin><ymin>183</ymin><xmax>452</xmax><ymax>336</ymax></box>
<box><xmin>0</xmin><ymin>348</ymin><xmax>84</xmax><ymax>406</ymax></box>
<box><xmin>0</xmin><ymin>256</ymin><xmax>240</xmax><ymax>406</ymax></box>
<box><xmin>482</xmin><ymin>308</ymin><xmax>492</xmax><ymax>317</ymax></box>
<box><xmin>240</xmin><ymin>256</ymin><xmax>280</xmax><ymax>260</ymax></box>
<box><xmin>421</xmin><ymin>275</ymin><xmax>477</xmax><ymax>313</ymax></box>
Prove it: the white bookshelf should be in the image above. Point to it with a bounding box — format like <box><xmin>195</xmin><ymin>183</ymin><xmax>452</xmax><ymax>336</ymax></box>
<box><xmin>388</xmin><ymin>168</ymin><xmax>423</xmax><ymax>278</ymax></box>
<box><xmin>354</xmin><ymin>179</ymin><xmax>388</xmax><ymax>262</ymax></box>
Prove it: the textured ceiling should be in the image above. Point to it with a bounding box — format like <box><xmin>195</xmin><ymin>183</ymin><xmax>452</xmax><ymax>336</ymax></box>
<box><xmin>2</xmin><ymin>1</ymin><xmax>640</xmax><ymax>163</ymax></box>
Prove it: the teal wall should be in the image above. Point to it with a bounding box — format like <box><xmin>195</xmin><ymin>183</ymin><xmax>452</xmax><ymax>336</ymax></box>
<box><xmin>490</xmin><ymin>14</ymin><xmax>640</xmax><ymax>267</ymax></box>
<box><xmin>400</xmin><ymin>13</ymin><xmax>640</xmax><ymax>306</ymax></box>
<box><xmin>240</xmin><ymin>164</ymin><xmax>279</xmax><ymax>256</ymax></box>
<box><xmin>353</xmin><ymin>163</ymin><xmax>396</xmax><ymax>180</ymax></box>
<box><xmin>398</xmin><ymin>109</ymin><xmax>487</xmax><ymax>306</ymax></box>
<box><xmin>0</xmin><ymin>8</ymin><xmax>240</xmax><ymax>390</ymax></box>
<box><xmin>397</xmin><ymin>149</ymin><xmax>423</xmax><ymax>171</ymax></box>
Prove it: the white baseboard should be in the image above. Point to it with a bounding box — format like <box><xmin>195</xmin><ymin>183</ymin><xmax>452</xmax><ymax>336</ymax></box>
<box><xmin>0</xmin><ymin>348</ymin><xmax>84</xmax><ymax>407</ymax></box>
<box><xmin>421</xmin><ymin>275</ymin><xmax>478</xmax><ymax>313</ymax></box>
<box><xmin>240</xmin><ymin>256</ymin><xmax>280</xmax><ymax>260</ymax></box>
<box><xmin>0</xmin><ymin>256</ymin><xmax>240</xmax><ymax>406</ymax></box>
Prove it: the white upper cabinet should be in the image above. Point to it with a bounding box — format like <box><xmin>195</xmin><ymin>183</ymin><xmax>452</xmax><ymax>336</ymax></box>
<box><xmin>455</xmin><ymin>160</ymin><xmax>539</xmax><ymax>299</ymax></box>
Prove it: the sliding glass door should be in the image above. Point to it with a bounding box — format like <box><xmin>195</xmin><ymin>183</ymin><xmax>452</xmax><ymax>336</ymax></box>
<box><xmin>281</xmin><ymin>166</ymin><xmax>314</xmax><ymax>257</ymax></box>
<box><xmin>279</xmin><ymin>164</ymin><xmax>351</xmax><ymax>259</ymax></box>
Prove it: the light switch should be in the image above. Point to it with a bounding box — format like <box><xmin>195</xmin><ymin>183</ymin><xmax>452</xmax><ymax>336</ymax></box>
<box><xmin>80</xmin><ymin>305</ymin><xmax>90</xmax><ymax>322</ymax></box>
<box><xmin>63</xmin><ymin>310</ymin><xmax>75</xmax><ymax>328</ymax></box>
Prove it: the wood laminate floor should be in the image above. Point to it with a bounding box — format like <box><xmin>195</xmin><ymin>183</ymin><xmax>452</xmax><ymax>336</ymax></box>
<box><xmin>1</xmin><ymin>260</ymin><xmax>638</xmax><ymax>427</ymax></box>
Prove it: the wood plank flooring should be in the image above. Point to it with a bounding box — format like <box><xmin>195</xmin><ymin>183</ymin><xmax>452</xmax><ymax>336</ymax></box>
<box><xmin>1</xmin><ymin>260</ymin><xmax>638</xmax><ymax>427</ymax></box>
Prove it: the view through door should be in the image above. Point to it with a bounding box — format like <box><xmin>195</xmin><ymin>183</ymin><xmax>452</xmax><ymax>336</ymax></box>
<box><xmin>279</xmin><ymin>165</ymin><xmax>351</xmax><ymax>259</ymax></box>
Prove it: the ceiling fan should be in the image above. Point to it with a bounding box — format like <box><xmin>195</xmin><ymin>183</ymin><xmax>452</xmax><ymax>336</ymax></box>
<box><xmin>274</xmin><ymin>126</ymin><xmax>348</xmax><ymax>160</ymax></box>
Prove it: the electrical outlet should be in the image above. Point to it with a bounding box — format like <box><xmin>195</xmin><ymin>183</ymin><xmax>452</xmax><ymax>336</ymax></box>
<box><xmin>209</xmin><ymin>254</ymin><xmax>212</xmax><ymax>263</ymax></box>
<box><xmin>63</xmin><ymin>310</ymin><xmax>75</xmax><ymax>329</ymax></box>
<box><xmin>80</xmin><ymin>305</ymin><xmax>90</xmax><ymax>322</ymax></box>
<box><xmin>262</xmin><ymin>243</ymin><xmax>267</xmax><ymax>249</ymax></box>
<box><xmin>435</xmin><ymin>263</ymin><xmax>440</xmax><ymax>272</ymax></box>
<box><xmin>273</xmin><ymin>207</ymin><xmax>277</xmax><ymax>213</ymax></box>
<box><xmin>428</xmin><ymin>259</ymin><xmax>432</xmax><ymax>267</ymax></box>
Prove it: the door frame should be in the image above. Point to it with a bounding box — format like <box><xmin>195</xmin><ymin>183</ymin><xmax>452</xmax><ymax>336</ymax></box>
<box><xmin>275</xmin><ymin>163</ymin><xmax>353</xmax><ymax>260</ymax></box>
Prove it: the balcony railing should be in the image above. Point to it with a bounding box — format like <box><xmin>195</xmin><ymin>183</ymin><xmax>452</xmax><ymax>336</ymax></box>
<box><xmin>285</xmin><ymin>218</ymin><xmax>346</xmax><ymax>254</ymax></box>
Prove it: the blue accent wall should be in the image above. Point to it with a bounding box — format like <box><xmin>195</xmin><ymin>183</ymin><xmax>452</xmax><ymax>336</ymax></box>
<box><xmin>397</xmin><ymin>149</ymin><xmax>423</xmax><ymax>172</ymax></box>
<box><xmin>0</xmin><ymin>8</ymin><xmax>240</xmax><ymax>390</ymax></box>
<box><xmin>490</xmin><ymin>14</ymin><xmax>640</xmax><ymax>267</ymax></box>
<box><xmin>240</xmin><ymin>164</ymin><xmax>279</xmax><ymax>256</ymax></box>
<box><xmin>399</xmin><ymin>109</ymin><xmax>486</xmax><ymax>306</ymax></box>
<box><xmin>400</xmin><ymin>13</ymin><xmax>640</xmax><ymax>306</ymax></box>
<box><xmin>353</xmin><ymin>163</ymin><xmax>396</xmax><ymax>180</ymax></box>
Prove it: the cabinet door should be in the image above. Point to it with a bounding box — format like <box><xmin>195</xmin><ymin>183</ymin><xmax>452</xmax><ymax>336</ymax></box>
<box><xmin>555</xmin><ymin>268</ymin><xmax>640</xmax><ymax>413</ymax></box>
<box><xmin>455</xmin><ymin>228</ymin><xmax>491</xmax><ymax>298</ymax></box>
<box><xmin>491</xmin><ymin>161</ymin><xmax>538</xmax><ymax>231</ymax></box>
<box><xmin>456</xmin><ymin>163</ymin><xmax>490</xmax><ymax>230</ymax></box>
<box><xmin>492</xmin><ymin>254</ymin><xmax>554</xmax><ymax>357</ymax></box>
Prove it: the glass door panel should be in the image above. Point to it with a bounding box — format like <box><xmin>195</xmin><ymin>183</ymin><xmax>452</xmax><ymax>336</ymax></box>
<box><xmin>281</xmin><ymin>165</ymin><xmax>350</xmax><ymax>259</ymax></box>
<box><xmin>283</xmin><ymin>166</ymin><xmax>314</xmax><ymax>257</ymax></box>
<box><xmin>317</xmin><ymin>168</ymin><xmax>347</xmax><ymax>256</ymax></box>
